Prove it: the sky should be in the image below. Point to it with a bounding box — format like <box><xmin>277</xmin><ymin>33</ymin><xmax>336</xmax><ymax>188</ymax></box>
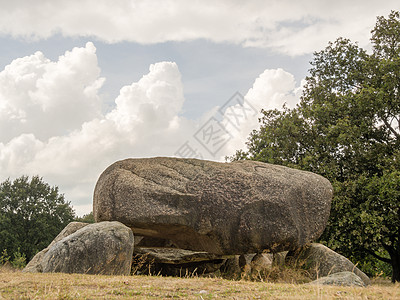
<box><xmin>0</xmin><ymin>1</ymin><xmax>399</xmax><ymax>216</ymax></box>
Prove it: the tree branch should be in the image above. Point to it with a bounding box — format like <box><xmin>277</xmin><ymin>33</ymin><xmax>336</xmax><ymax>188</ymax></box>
<box><xmin>365</xmin><ymin>248</ymin><xmax>392</xmax><ymax>264</ymax></box>
<box><xmin>382</xmin><ymin>116</ymin><xmax>400</xmax><ymax>140</ymax></box>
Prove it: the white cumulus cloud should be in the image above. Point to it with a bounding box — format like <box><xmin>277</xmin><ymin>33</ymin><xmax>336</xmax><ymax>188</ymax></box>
<box><xmin>0</xmin><ymin>43</ymin><xmax>302</xmax><ymax>215</ymax></box>
<box><xmin>0</xmin><ymin>45</ymin><xmax>196</xmax><ymax>214</ymax></box>
<box><xmin>217</xmin><ymin>68</ymin><xmax>301</xmax><ymax>160</ymax></box>
<box><xmin>0</xmin><ymin>42</ymin><xmax>104</xmax><ymax>142</ymax></box>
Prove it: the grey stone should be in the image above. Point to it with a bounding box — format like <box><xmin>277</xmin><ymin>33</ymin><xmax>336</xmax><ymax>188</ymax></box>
<box><xmin>220</xmin><ymin>253</ymin><xmax>273</xmax><ymax>278</ymax></box>
<box><xmin>134</xmin><ymin>247</ymin><xmax>232</xmax><ymax>264</ymax></box>
<box><xmin>94</xmin><ymin>157</ymin><xmax>333</xmax><ymax>255</ymax></box>
<box><xmin>23</xmin><ymin>222</ymin><xmax>89</xmax><ymax>273</ymax></box>
<box><xmin>41</xmin><ymin>221</ymin><xmax>134</xmax><ymax>275</ymax></box>
<box><xmin>290</xmin><ymin>243</ymin><xmax>370</xmax><ymax>285</ymax></box>
<box><xmin>132</xmin><ymin>247</ymin><xmax>227</xmax><ymax>276</ymax></box>
<box><xmin>309</xmin><ymin>271</ymin><xmax>366</xmax><ymax>287</ymax></box>
<box><xmin>134</xmin><ymin>236</ymin><xmax>144</xmax><ymax>246</ymax></box>
<box><xmin>220</xmin><ymin>256</ymin><xmax>242</xmax><ymax>278</ymax></box>
<box><xmin>48</xmin><ymin>222</ymin><xmax>91</xmax><ymax>247</ymax></box>
<box><xmin>239</xmin><ymin>254</ymin><xmax>257</xmax><ymax>271</ymax></box>
<box><xmin>251</xmin><ymin>253</ymin><xmax>272</xmax><ymax>273</ymax></box>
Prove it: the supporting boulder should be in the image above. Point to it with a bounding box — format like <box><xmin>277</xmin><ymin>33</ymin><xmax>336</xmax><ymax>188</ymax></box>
<box><xmin>23</xmin><ymin>222</ymin><xmax>89</xmax><ymax>273</ymax></box>
<box><xmin>288</xmin><ymin>243</ymin><xmax>370</xmax><ymax>286</ymax></box>
<box><xmin>94</xmin><ymin>157</ymin><xmax>333</xmax><ymax>255</ymax></box>
<box><xmin>134</xmin><ymin>247</ymin><xmax>231</xmax><ymax>264</ymax></box>
<box><xmin>250</xmin><ymin>253</ymin><xmax>273</xmax><ymax>274</ymax></box>
<box><xmin>25</xmin><ymin>221</ymin><xmax>134</xmax><ymax>275</ymax></box>
<box><xmin>132</xmin><ymin>247</ymin><xmax>228</xmax><ymax>276</ymax></box>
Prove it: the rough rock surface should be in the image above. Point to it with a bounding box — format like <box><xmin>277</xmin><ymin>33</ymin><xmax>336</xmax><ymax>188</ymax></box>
<box><xmin>134</xmin><ymin>247</ymin><xmax>231</xmax><ymax>264</ymax></box>
<box><xmin>94</xmin><ymin>157</ymin><xmax>333</xmax><ymax>255</ymax></box>
<box><xmin>250</xmin><ymin>253</ymin><xmax>273</xmax><ymax>273</ymax></box>
<box><xmin>93</xmin><ymin>158</ymin><xmax>332</xmax><ymax>254</ymax></box>
<box><xmin>309</xmin><ymin>271</ymin><xmax>366</xmax><ymax>287</ymax></box>
<box><xmin>290</xmin><ymin>243</ymin><xmax>370</xmax><ymax>286</ymax></box>
<box><xmin>23</xmin><ymin>222</ymin><xmax>89</xmax><ymax>273</ymax></box>
<box><xmin>41</xmin><ymin>221</ymin><xmax>134</xmax><ymax>275</ymax></box>
<box><xmin>220</xmin><ymin>253</ymin><xmax>273</xmax><ymax>279</ymax></box>
<box><xmin>132</xmin><ymin>247</ymin><xmax>227</xmax><ymax>276</ymax></box>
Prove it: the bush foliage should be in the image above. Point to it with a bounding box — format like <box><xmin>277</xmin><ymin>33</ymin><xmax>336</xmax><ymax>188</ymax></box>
<box><xmin>0</xmin><ymin>175</ymin><xmax>75</xmax><ymax>262</ymax></box>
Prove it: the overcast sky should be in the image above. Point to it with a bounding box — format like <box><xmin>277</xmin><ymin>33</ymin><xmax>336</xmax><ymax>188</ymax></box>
<box><xmin>1</xmin><ymin>1</ymin><xmax>399</xmax><ymax>215</ymax></box>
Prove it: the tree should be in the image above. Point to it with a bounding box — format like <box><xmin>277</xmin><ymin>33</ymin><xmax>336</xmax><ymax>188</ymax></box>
<box><xmin>231</xmin><ymin>11</ymin><xmax>400</xmax><ymax>282</ymax></box>
<box><xmin>0</xmin><ymin>175</ymin><xmax>75</xmax><ymax>261</ymax></box>
<box><xmin>75</xmin><ymin>211</ymin><xmax>95</xmax><ymax>223</ymax></box>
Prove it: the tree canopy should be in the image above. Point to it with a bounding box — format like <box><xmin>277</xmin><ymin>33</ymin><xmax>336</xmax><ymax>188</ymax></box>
<box><xmin>0</xmin><ymin>175</ymin><xmax>75</xmax><ymax>261</ymax></box>
<box><xmin>75</xmin><ymin>211</ymin><xmax>95</xmax><ymax>223</ymax></box>
<box><xmin>232</xmin><ymin>11</ymin><xmax>400</xmax><ymax>282</ymax></box>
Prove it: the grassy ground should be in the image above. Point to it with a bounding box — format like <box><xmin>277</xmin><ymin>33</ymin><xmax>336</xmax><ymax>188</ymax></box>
<box><xmin>0</xmin><ymin>268</ymin><xmax>399</xmax><ymax>299</ymax></box>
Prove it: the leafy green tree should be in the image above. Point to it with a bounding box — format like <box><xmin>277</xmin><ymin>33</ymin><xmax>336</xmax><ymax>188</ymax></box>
<box><xmin>231</xmin><ymin>11</ymin><xmax>400</xmax><ymax>282</ymax></box>
<box><xmin>75</xmin><ymin>211</ymin><xmax>95</xmax><ymax>223</ymax></box>
<box><xmin>0</xmin><ymin>175</ymin><xmax>75</xmax><ymax>261</ymax></box>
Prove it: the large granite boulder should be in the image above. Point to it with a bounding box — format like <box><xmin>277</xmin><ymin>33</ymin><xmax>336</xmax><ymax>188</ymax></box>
<box><xmin>288</xmin><ymin>243</ymin><xmax>370</xmax><ymax>286</ymax></box>
<box><xmin>24</xmin><ymin>222</ymin><xmax>89</xmax><ymax>273</ymax></box>
<box><xmin>26</xmin><ymin>221</ymin><xmax>134</xmax><ymax>275</ymax></box>
<box><xmin>94</xmin><ymin>157</ymin><xmax>333</xmax><ymax>255</ymax></box>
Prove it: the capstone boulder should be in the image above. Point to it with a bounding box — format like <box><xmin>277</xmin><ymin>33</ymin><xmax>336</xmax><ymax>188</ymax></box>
<box><xmin>94</xmin><ymin>157</ymin><xmax>333</xmax><ymax>255</ymax></box>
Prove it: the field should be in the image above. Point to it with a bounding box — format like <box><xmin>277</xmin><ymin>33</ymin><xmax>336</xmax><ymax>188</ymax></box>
<box><xmin>0</xmin><ymin>267</ymin><xmax>399</xmax><ymax>299</ymax></box>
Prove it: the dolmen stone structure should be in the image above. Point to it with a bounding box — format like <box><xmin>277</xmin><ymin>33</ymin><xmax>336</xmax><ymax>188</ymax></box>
<box><xmin>94</xmin><ymin>157</ymin><xmax>333</xmax><ymax>255</ymax></box>
<box><xmin>23</xmin><ymin>157</ymin><xmax>370</xmax><ymax>285</ymax></box>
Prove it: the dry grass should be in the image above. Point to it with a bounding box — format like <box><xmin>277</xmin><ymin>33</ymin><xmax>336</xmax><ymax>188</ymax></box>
<box><xmin>238</xmin><ymin>264</ymin><xmax>312</xmax><ymax>284</ymax></box>
<box><xmin>1</xmin><ymin>268</ymin><xmax>399</xmax><ymax>300</ymax></box>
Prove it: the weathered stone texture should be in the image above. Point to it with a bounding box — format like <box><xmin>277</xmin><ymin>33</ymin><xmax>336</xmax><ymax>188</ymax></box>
<box><xmin>40</xmin><ymin>221</ymin><xmax>134</xmax><ymax>275</ymax></box>
<box><xmin>23</xmin><ymin>222</ymin><xmax>89</xmax><ymax>273</ymax></box>
<box><xmin>290</xmin><ymin>243</ymin><xmax>370</xmax><ymax>285</ymax></box>
<box><xmin>94</xmin><ymin>157</ymin><xmax>333</xmax><ymax>255</ymax></box>
<box><xmin>309</xmin><ymin>271</ymin><xmax>366</xmax><ymax>287</ymax></box>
